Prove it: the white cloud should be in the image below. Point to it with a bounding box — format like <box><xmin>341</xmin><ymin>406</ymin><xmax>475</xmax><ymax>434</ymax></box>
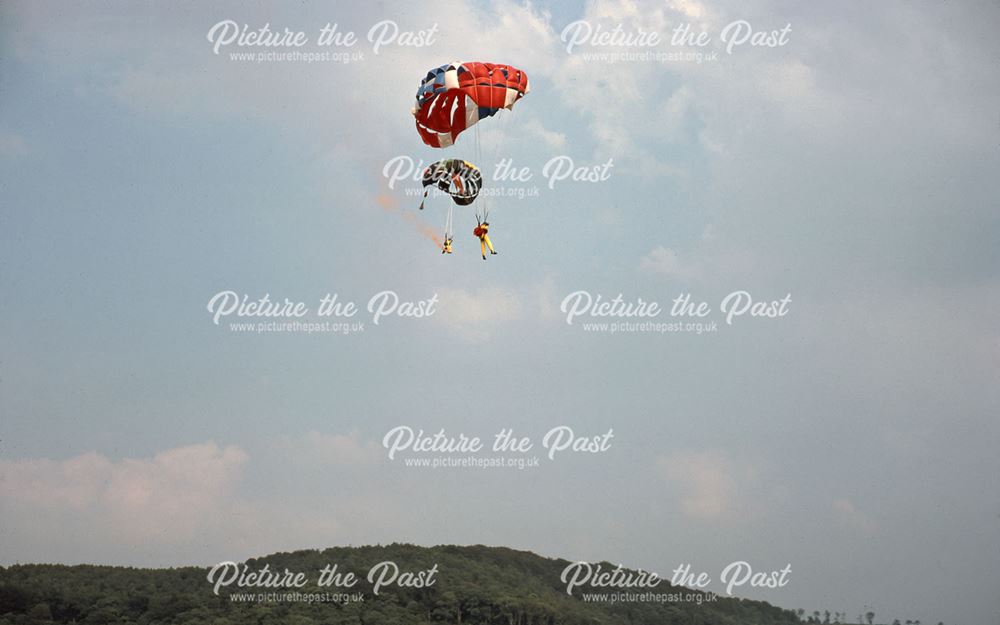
<box><xmin>292</xmin><ymin>430</ymin><xmax>381</xmax><ymax>466</ymax></box>
<box><xmin>832</xmin><ymin>497</ymin><xmax>877</xmax><ymax>534</ymax></box>
<box><xmin>639</xmin><ymin>246</ymin><xmax>701</xmax><ymax>279</ymax></box>
<box><xmin>668</xmin><ymin>0</ymin><xmax>708</xmax><ymax>20</ymax></box>
<box><xmin>544</xmin><ymin>0</ymin><xmax>712</xmax><ymax>172</ymax></box>
<box><xmin>1</xmin><ymin>442</ymin><xmax>247</xmax><ymax>543</ymax></box>
<box><xmin>520</xmin><ymin>117</ymin><xmax>567</xmax><ymax>149</ymax></box>
<box><xmin>434</xmin><ymin>286</ymin><xmax>524</xmax><ymax>341</ymax></box>
<box><xmin>657</xmin><ymin>449</ymin><xmax>748</xmax><ymax>521</ymax></box>
<box><xmin>0</xmin><ymin>131</ymin><xmax>29</xmax><ymax>157</ymax></box>
<box><xmin>534</xmin><ymin>272</ymin><xmax>562</xmax><ymax>320</ymax></box>
<box><xmin>0</xmin><ymin>440</ymin><xmax>382</xmax><ymax>565</ymax></box>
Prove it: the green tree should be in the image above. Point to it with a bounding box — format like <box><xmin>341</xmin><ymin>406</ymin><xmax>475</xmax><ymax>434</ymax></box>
<box><xmin>27</xmin><ymin>603</ymin><xmax>52</xmax><ymax>623</ymax></box>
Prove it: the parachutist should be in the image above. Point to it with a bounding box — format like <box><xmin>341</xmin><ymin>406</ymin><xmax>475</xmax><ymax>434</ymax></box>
<box><xmin>442</xmin><ymin>237</ymin><xmax>453</xmax><ymax>254</ymax></box>
<box><xmin>474</xmin><ymin>221</ymin><xmax>496</xmax><ymax>260</ymax></box>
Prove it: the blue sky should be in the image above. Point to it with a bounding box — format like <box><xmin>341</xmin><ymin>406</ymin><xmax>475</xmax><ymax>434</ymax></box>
<box><xmin>1</xmin><ymin>2</ymin><xmax>999</xmax><ymax>624</ymax></box>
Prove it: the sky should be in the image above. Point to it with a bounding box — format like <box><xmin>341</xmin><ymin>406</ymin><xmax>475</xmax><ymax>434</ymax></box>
<box><xmin>1</xmin><ymin>1</ymin><xmax>999</xmax><ymax>624</ymax></box>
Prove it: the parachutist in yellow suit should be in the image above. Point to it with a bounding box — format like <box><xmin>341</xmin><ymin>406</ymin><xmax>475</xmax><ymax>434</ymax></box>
<box><xmin>475</xmin><ymin>222</ymin><xmax>496</xmax><ymax>260</ymax></box>
<box><xmin>442</xmin><ymin>237</ymin><xmax>453</xmax><ymax>254</ymax></box>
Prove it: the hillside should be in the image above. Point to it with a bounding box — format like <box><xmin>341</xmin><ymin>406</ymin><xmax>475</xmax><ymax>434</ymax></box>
<box><xmin>0</xmin><ymin>544</ymin><xmax>801</xmax><ymax>625</ymax></box>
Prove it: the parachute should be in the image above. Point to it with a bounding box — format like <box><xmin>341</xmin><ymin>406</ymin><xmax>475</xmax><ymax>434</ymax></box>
<box><xmin>418</xmin><ymin>159</ymin><xmax>482</xmax><ymax>210</ymax></box>
<box><xmin>413</xmin><ymin>62</ymin><xmax>530</xmax><ymax>148</ymax></box>
<box><xmin>412</xmin><ymin>61</ymin><xmax>529</xmax><ymax>257</ymax></box>
<box><xmin>418</xmin><ymin>159</ymin><xmax>482</xmax><ymax>247</ymax></box>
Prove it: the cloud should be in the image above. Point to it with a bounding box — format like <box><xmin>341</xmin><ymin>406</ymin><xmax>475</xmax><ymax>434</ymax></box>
<box><xmin>638</xmin><ymin>220</ymin><xmax>762</xmax><ymax>284</ymax></box>
<box><xmin>0</xmin><ymin>441</ymin><xmax>367</xmax><ymax>565</ymax></box>
<box><xmin>434</xmin><ymin>286</ymin><xmax>525</xmax><ymax>341</ymax></box>
<box><xmin>0</xmin><ymin>131</ymin><xmax>29</xmax><ymax>158</ymax></box>
<box><xmin>545</xmin><ymin>1</ymin><xmax>710</xmax><ymax>172</ymax></box>
<box><xmin>520</xmin><ymin>117</ymin><xmax>567</xmax><ymax>149</ymax></box>
<box><xmin>0</xmin><ymin>442</ymin><xmax>248</xmax><ymax>545</ymax></box>
<box><xmin>639</xmin><ymin>246</ymin><xmax>701</xmax><ymax>280</ymax></box>
<box><xmin>657</xmin><ymin>449</ymin><xmax>742</xmax><ymax>521</ymax></box>
<box><xmin>832</xmin><ymin>497</ymin><xmax>877</xmax><ymax>534</ymax></box>
<box><xmin>534</xmin><ymin>272</ymin><xmax>562</xmax><ymax>320</ymax></box>
<box><xmin>291</xmin><ymin>430</ymin><xmax>382</xmax><ymax>466</ymax></box>
<box><xmin>668</xmin><ymin>0</ymin><xmax>708</xmax><ymax>20</ymax></box>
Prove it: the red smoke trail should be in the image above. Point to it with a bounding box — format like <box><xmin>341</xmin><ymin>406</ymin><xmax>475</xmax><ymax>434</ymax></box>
<box><xmin>374</xmin><ymin>189</ymin><xmax>443</xmax><ymax>251</ymax></box>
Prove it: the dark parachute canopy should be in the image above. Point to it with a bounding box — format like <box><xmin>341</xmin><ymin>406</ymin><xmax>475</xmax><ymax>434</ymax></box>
<box><xmin>418</xmin><ymin>159</ymin><xmax>482</xmax><ymax>210</ymax></box>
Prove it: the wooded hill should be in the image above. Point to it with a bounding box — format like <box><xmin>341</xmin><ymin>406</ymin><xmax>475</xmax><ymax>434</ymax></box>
<box><xmin>0</xmin><ymin>543</ymin><xmax>801</xmax><ymax>625</ymax></box>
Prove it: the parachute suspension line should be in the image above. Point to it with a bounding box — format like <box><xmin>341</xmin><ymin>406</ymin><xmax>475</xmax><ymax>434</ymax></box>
<box><xmin>444</xmin><ymin>203</ymin><xmax>454</xmax><ymax>240</ymax></box>
<box><xmin>475</xmin><ymin>114</ymin><xmax>486</xmax><ymax>217</ymax></box>
<box><xmin>485</xmin><ymin>105</ymin><xmax>514</xmax><ymax>223</ymax></box>
<box><xmin>475</xmin><ymin>118</ymin><xmax>493</xmax><ymax>215</ymax></box>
